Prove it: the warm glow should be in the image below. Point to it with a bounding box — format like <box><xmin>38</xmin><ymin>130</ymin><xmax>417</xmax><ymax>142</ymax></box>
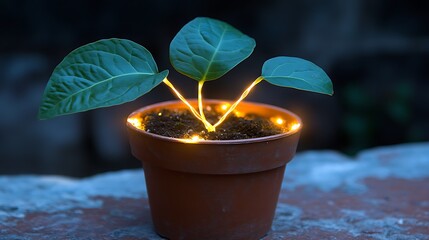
<box><xmin>270</xmin><ymin>117</ymin><xmax>300</xmax><ymax>132</ymax></box>
<box><xmin>178</xmin><ymin>134</ymin><xmax>205</xmax><ymax>143</ymax></box>
<box><xmin>221</xmin><ymin>103</ymin><xmax>230</xmax><ymax>111</ymax></box>
<box><xmin>234</xmin><ymin>111</ymin><xmax>244</xmax><ymax>117</ymax></box>
<box><xmin>191</xmin><ymin>134</ymin><xmax>202</xmax><ymax>141</ymax></box>
<box><xmin>158</xmin><ymin>112</ymin><xmax>162</xmax><ymax>116</ymax></box>
<box><xmin>270</xmin><ymin>117</ymin><xmax>284</xmax><ymax>125</ymax></box>
<box><xmin>127</xmin><ymin>117</ymin><xmax>141</xmax><ymax>128</ymax></box>
<box><xmin>290</xmin><ymin>122</ymin><xmax>301</xmax><ymax>131</ymax></box>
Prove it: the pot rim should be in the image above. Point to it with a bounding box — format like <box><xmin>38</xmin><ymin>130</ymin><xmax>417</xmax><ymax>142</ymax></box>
<box><xmin>127</xmin><ymin>99</ymin><xmax>302</xmax><ymax>145</ymax></box>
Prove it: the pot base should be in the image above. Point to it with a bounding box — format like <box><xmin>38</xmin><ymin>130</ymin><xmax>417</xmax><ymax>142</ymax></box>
<box><xmin>144</xmin><ymin>163</ymin><xmax>286</xmax><ymax>240</ymax></box>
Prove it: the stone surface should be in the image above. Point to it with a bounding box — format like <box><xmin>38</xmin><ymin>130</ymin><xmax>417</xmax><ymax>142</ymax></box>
<box><xmin>1</xmin><ymin>142</ymin><xmax>428</xmax><ymax>239</ymax></box>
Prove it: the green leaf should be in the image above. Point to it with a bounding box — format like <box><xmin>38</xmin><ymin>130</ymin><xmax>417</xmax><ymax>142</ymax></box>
<box><xmin>38</xmin><ymin>38</ymin><xmax>168</xmax><ymax>120</ymax></box>
<box><xmin>170</xmin><ymin>17</ymin><xmax>256</xmax><ymax>81</ymax></box>
<box><xmin>262</xmin><ymin>57</ymin><xmax>333</xmax><ymax>95</ymax></box>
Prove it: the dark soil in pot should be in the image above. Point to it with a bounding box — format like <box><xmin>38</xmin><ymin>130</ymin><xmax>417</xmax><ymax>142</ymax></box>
<box><xmin>142</xmin><ymin>105</ymin><xmax>284</xmax><ymax>140</ymax></box>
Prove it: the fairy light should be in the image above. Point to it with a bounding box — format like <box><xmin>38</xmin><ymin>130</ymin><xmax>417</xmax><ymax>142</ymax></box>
<box><xmin>271</xmin><ymin>117</ymin><xmax>285</xmax><ymax>125</ymax></box>
<box><xmin>220</xmin><ymin>104</ymin><xmax>229</xmax><ymax>111</ymax></box>
<box><xmin>234</xmin><ymin>111</ymin><xmax>244</xmax><ymax>117</ymax></box>
<box><xmin>127</xmin><ymin>117</ymin><xmax>141</xmax><ymax>127</ymax></box>
<box><xmin>290</xmin><ymin>122</ymin><xmax>301</xmax><ymax>131</ymax></box>
<box><xmin>178</xmin><ymin>134</ymin><xmax>205</xmax><ymax>143</ymax></box>
<box><xmin>191</xmin><ymin>134</ymin><xmax>202</xmax><ymax>141</ymax></box>
<box><xmin>270</xmin><ymin>117</ymin><xmax>301</xmax><ymax>132</ymax></box>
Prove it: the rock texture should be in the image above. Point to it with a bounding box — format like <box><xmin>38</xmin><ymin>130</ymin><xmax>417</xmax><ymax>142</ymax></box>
<box><xmin>1</xmin><ymin>143</ymin><xmax>428</xmax><ymax>239</ymax></box>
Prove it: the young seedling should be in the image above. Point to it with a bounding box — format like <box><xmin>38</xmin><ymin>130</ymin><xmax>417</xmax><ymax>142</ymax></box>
<box><xmin>38</xmin><ymin>17</ymin><xmax>333</xmax><ymax>133</ymax></box>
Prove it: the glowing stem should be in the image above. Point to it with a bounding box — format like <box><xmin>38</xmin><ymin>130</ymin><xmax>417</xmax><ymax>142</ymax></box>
<box><xmin>197</xmin><ymin>81</ymin><xmax>215</xmax><ymax>132</ymax></box>
<box><xmin>198</xmin><ymin>81</ymin><xmax>205</xmax><ymax>118</ymax></box>
<box><xmin>213</xmin><ymin>77</ymin><xmax>264</xmax><ymax>128</ymax></box>
<box><xmin>162</xmin><ymin>79</ymin><xmax>203</xmax><ymax>121</ymax></box>
<box><xmin>163</xmin><ymin>79</ymin><xmax>215</xmax><ymax>132</ymax></box>
<box><xmin>198</xmin><ymin>81</ymin><xmax>216</xmax><ymax>132</ymax></box>
<box><xmin>198</xmin><ymin>81</ymin><xmax>207</xmax><ymax>122</ymax></box>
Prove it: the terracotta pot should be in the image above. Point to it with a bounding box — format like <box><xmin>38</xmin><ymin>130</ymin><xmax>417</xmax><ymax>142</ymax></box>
<box><xmin>127</xmin><ymin>100</ymin><xmax>302</xmax><ymax>240</ymax></box>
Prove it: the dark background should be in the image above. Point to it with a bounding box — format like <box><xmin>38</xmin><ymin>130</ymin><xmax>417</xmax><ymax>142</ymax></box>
<box><xmin>1</xmin><ymin>0</ymin><xmax>428</xmax><ymax>177</ymax></box>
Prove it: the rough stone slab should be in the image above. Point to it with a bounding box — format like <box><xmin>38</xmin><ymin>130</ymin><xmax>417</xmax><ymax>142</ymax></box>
<box><xmin>1</xmin><ymin>142</ymin><xmax>428</xmax><ymax>239</ymax></box>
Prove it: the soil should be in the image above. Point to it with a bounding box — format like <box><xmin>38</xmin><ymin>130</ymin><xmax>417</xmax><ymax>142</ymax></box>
<box><xmin>141</xmin><ymin>106</ymin><xmax>284</xmax><ymax>140</ymax></box>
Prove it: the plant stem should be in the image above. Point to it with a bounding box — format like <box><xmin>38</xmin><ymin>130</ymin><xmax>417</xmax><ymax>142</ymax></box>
<box><xmin>162</xmin><ymin>79</ymin><xmax>203</xmax><ymax>121</ymax></box>
<box><xmin>198</xmin><ymin>81</ymin><xmax>215</xmax><ymax>132</ymax></box>
<box><xmin>163</xmin><ymin>78</ymin><xmax>215</xmax><ymax>132</ymax></box>
<box><xmin>163</xmin><ymin>77</ymin><xmax>263</xmax><ymax>133</ymax></box>
<box><xmin>213</xmin><ymin>76</ymin><xmax>264</xmax><ymax>128</ymax></box>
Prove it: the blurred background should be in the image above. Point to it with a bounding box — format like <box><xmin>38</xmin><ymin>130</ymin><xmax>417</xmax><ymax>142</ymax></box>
<box><xmin>1</xmin><ymin>0</ymin><xmax>428</xmax><ymax>177</ymax></box>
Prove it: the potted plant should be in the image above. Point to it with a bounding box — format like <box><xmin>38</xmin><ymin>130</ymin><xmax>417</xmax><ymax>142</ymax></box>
<box><xmin>39</xmin><ymin>17</ymin><xmax>333</xmax><ymax>240</ymax></box>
